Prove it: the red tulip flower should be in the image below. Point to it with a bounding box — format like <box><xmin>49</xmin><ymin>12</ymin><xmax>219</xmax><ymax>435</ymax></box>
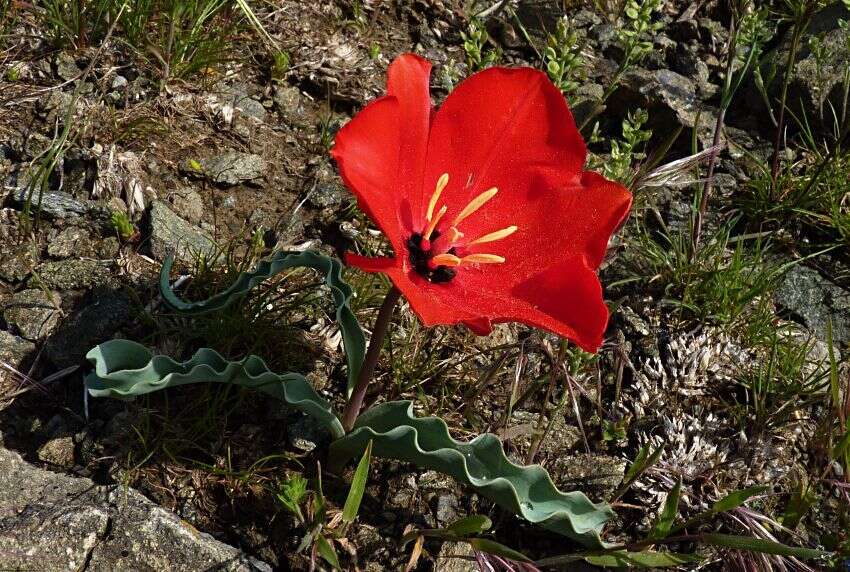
<box><xmin>331</xmin><ymin>54</ymin><xmax>631</xmax><ymax>353</ymax></box>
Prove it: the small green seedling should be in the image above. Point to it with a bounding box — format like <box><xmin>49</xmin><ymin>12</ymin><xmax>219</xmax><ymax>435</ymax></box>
<box><xmin>110</xmin><ymin>211</ymin><xmax>136</xmax><ymax>241</ymax></box>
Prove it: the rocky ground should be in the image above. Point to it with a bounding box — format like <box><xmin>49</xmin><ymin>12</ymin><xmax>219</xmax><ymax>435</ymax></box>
<box><xmin>1</xmin><ymin>0</ymin><xmax>849</xmax><ymax>570</ymax></box>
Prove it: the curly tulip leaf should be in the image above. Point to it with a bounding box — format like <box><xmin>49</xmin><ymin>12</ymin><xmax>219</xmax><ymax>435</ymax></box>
<box><xmin>328</xmin><ymin>401</ymin><xmax>614</xmax><ymax>548</ymax></box>
<box><xmin>160</xmin><ymin>250</ymin><xmax>365</xmax><ymax>396</ymax></box>
<box><xmin>85</xmin><ymin>339</ymin><xmax>344</xmax><ymax>439</ymax></box>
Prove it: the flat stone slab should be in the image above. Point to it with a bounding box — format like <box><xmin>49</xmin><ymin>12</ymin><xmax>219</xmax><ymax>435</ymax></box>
<box><xmin>149</xmin><ymin>200</ymin><xmax>218</xmax><ymax>263</ymax></box>
<box><xmin>0</xmin><ymin>447</ymin><xmax>271</xmax><ymax>571</ymax></box>
<box><xmin>11</xmin><ymin>187</ymin><xmax>90</xmax><ymax>218</ymax></box>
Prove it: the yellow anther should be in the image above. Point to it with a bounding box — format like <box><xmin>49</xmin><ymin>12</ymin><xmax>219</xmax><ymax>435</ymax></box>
<box><xmin>467</xmin><ymin>225</ymin><xmax>518</xmax><ymax>246</ymax></box>
<box><xmin>430</xmin><ymin>253</ymin><xmax>461</xmax><ymax>267</ymax></box>
<box><xmin>462</xmin><ymin>253</ymin><xmax>505</xmax><ymax>264</ymax></box>
<box><xmin>427</xmin><ymin>173</ymin><xmax>450</xmax><ymax>222</ymax></box>
<box><xmin>452</xmin><ymin>187</ymin><xmax>498</xmax><ymax>226</ymax></box>
<box><xmin>423</xmin><ymin>205</ymin><xmax>447</xmax><ymax>240</ymax></box>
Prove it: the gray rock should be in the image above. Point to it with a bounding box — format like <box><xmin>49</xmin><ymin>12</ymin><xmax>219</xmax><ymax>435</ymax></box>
<box><xmin>97</xmin><ymin>236</ymin><xmax>120</xmax><ymax>258</ymax></box>
<box><xmin>215</xmin><ymin>82</ymin><xmax>267</xmax><ymax>122</ymax></box>
<box><xmin>755</xmin><ymin>4</ymin><xmax>850</xmax><ymax>134</ymax></box>
<box><xmin>551</xmin><ymin>453</ymin><xmax>626</xmax><ymax>500</ymax></box>
<box><xmin>273</xmin><ymin>85</ymin><xmax>309</xmax><ymax>124</ymax></box>
<box><xmin>47</xmin><ymin>226</ymin><xmax>93</xmax><ymax>258</ymax></box>
<box><xmin>0</xmin><ymin>209</ymin><xmax>19</xmax><ymax>245</ymax></box>
<box><xmin>11</xmin><ymin>187</ymin><xmax>90</xmax><ymax>218</ymax></box>
<box><xmin>189</xmin><ymin>151</ymin><xmax>266</xmax><ymax>186</ymax></box>
<box><xmin>309</xmin><ymin>182</ymin><xmax>347</xmax><ymax>208</ymax></box>
<box><xmin>0</xmin><ymin>242</ymin><xmax>38</xmax><ymax>282</ymax></box>
<box><xmin>37</xmin><ymin>89</ymin><xmax>74</xmax><ymax>123</ymax></box>
<box><xmin>621</xmin><ymin>68</ymin><xmax>700</xmax><ymax>123</ymax></box>
<box><xmin>0</xmin><ymin>447</ymin><xmax>271</xmax><ymax>571</ymax></box>
<box><xmin>37</xmin><ymin>435</ymin><xmax>75</xmax><ymax>467</ymax></box>
<box><xmin>308</xmin><ymin>162</ymin><xmax>349</xmax><ymax>208</ymax></box>
<box><xmin>54</xmin><ymin>52</ymin><xmax>79</xmax><ymax>81</ymax></box>
<box><xmin>149</xmin><ymin>201</ymin><xmax>217</xmax><ymax>263</ymax></box>
<box><xmin>0</xmin><ymin>330</ymin><xmax>35</xmax><ymax>388</ymax></box>
<box><xmin>434</xmin><ymin>492</ymin><xmax>459</xmax><ymax>525</ymax></box>
<box><xmin>776</xmin><ymin>265</ymin><xmax>850</xmax><ymax>346</ymax></box>
<box><xmin>572</xmin><ymin>8</ymin><xmax>601</xmax><ymax>28</ymax></box>
<box><xmin>351</xmin><ymin>524</ymin><xmax>385</xmax><ymax>558</ymax></box>
<box><xmin>3</xmin><ymin>289</ymin><xmax>61</xmax><ymax>341</ymax></box>
<box><xmin>18</xmin><ymin>131</ymin><xmax>52</xmax><ymax>160</ymax></box>
<box><xmin>235</xmin><ymin>97</ymin><xmax>267</xmax><ymax>122</ymax></box>
<box><xmin>44</xmin><ymin>290</ymin><xmax>131</xmax><ymax>368</ymax></box>
<box><xmin>111</xmin><ymin>74</ymin><xmax>128</xmax><ymax>89</ymax></box>
<box><xmin>434</xmin><ymin>541</ymin><xmax>476</xmax><ymax>572</ymax></box>
<box><xmin>29</xmin><ymin>259</ymin><xmax>116</xmax><ymax>290</ymax></box>
<box><xmin>0</xmin><ymin>329</ymin><xmax>35</xmax><ymax>365</ymax></box>
<box><xmin>166</xmin><ymin>187</ymin><xmax>205</xmax><ymax>224</ymax></box>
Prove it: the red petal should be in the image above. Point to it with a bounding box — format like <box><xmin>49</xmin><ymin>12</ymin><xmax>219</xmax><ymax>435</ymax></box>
<box><xmin>422</xmin><ymin>67</ymin><xmax>585</xmax><ymax>230</ymax></box>
<box><xmin>344</xmin><ymin>253</ymin><xmax>398</xmax><ymax>273</ymax></box>
<box><xmin>420</xmin><ymin>66</ymin><xmax>630</xmax><ymax>272</ymax></box>
<box><xmin>331</xmin><ymin>96</ymin><xmax>404</xmax><ymax>251</ymax></box>
<box><xmin>376</xmin><ymin>263</ymin><xmax>492</xmax><ymax>331</ymax></box>
<box><xmin>331</xmin><ymin>54</ymin><xmax>433</xmax><ymax>252</ymax></box>
<box><xmin>505</xmin><ymin>256</ymin><xmax>609</xmax><ymax>352</ymax></box>
<box><xmin>374</xmin><ymin>254</ymin><xmax>608</xmax><ymax>352</ymax></box>
<box><xmin>575</xmin><ymin>171</ymin><xmax>632</xmax><ymax>268</ymax></box>
<box><xmin>386</xmin><ymin>54</ymin><xmax>433</xmax><ymax>233</ymax></box>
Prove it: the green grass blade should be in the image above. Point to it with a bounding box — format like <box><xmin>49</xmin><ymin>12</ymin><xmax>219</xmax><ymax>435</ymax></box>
<box><xmin>328</xmin><ymin>401</ymin><xmax>614</xmax><ymax>548</ymax></box>
<box><xmin>700</xmin><ymin>533</ymin><xmax>827</xmax><ymax>560</ymax></box>
<box><xmin>445</xmin><ymin>515</ymin><xmax>492</xmax><ymax>536</ymax></box>
<box><xmin>582</xmin><ymin>550</ymin><xmax>702</xmax><ymax>567</ymax></box>
<box><xmin>712</xmin><ymin>485</ymin><xmax>768</xmax><ymax>513</ymax></box>
<box><xmin>649</xmin><ymin>478</ymin><xmax>681</xmax><ymax>540</ymax></box>
<box><xmin>85</xmin><ymin>339</ymin><xmax>344</xmax><ymax>439</ymax></box>
<box><xmin>160</xmin><ymin>250</ymin><xmax>365</xmax><ymax>396</ymax></box>
<box><xmin>341</xmin><ymin>440</ymin><xmax>372</xmax><ymax>525</ymax></box>
<box><xmin>466</xmin><ymin>538</ymin><xmax>532</xmax><ymax>563</ymax></box>
<box><xmin>315</xmin><ymin>535</ymin><xmax>341</xmax><ymax>570</ymax></box>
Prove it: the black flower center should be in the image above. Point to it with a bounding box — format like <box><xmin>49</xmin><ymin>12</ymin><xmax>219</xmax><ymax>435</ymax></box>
<box><xmin>408</xmin><ymin>232</ymin><xmax>456</xmax><ymax>283</ymax></box>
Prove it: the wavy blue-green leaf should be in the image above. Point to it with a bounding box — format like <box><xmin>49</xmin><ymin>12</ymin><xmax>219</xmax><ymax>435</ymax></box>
<box><xmin>160</xmin><ymin>250</ymin><xmax>365</xmax><ymax>395</ymax></box>
<box><xmin>85</xmin><ymin>339</ymin><xmax>344</xmax><ymax>439</ymax></box>
<box><xmin>328</xmin><ymin>401</ymin><xmax>614</xmax><ymax>548</ymax></box>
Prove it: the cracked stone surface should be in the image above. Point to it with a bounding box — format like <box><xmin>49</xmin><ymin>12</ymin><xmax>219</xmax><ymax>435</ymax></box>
<box><xmin>149</xmin><ymin>200</ymin><xmax>217</xmax><ymax>263</ymax></box>
<box><xmin>3</xmin><ymin>288</ymin><xmax>61</xmax><ymax>341</ymax></box>
<box><xmin>0</xmin><ymin>447</ymin><xmax>272</xmax><ymax>571</ymax></box>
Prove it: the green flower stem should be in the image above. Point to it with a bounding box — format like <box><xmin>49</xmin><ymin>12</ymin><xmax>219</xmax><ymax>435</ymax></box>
<box><xmin>341</xmin><ymin>285</ymin><xmax>401</xmax><ymax>432</ymax></box>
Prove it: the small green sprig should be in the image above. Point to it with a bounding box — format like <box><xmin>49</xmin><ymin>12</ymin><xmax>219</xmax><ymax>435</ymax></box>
<box><xmin>543</xmin><ymin>17</ymin><xmax>586</xmax><ymax>96</ymax></box>
<box><xmin>272</xmin><ymin>50</ymin><xmax>290</xmax><ymax>81</ymax></box>
<box><xmin>580</xmin><ymin>0</ymin><xmax>662</xmax><ymax>130</ymax></box>
<box><xmin>616</xmin><ymin>0</ymin><xmax>663</xmax><ymax>70</ymax></box>
<box><xmin>110</xmin><ymin>210</ymin><xmax>135</xmax><ymax>241</ymax></box>
<box><xmin>276</xmin><ymin>474</ymin><xmax>309</xmax><ymax>523</ymax></box>
<box><xmin>603</xmin><ymin>108</ymin><xmax>652</xmax><ymax>186</ymax></box>
<box><xmin>461</xmin><ymin>18</ymin><xmax>501</xmax><ymax>72</ymax></box>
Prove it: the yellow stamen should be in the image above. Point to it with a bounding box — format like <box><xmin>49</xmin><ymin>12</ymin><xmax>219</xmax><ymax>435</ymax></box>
<box><xmin>446</xmin><ymin>226</ymin><xmax>464</xmax><ymax>243</ymax></box>
<box><xmin>467</xmin><ymin>225</ymin><xmax>518</xmax><ymax>246</ymax></box>
<box><xmin>423</xmin><ymin>205</ymin><xmax>447</xmax><ymax>240</ymax></box>
<box><xmin>427</xmin><ymin>173</ymin><xmax>449</xmax><ymax>221</ymax></box>
<box><xmin>462</xmin><ymin>253</ymin><xmax>505</xmax><ymax>264</ymax></box>
<box><xmin>430</xmin><ymin>253</ymin><xmax>461</xmax><ymax>267</ymax></box>
<box><xmin>452</xmin><ymin>187</ymin><xmax>498</xmax><ymax>226</ymax></box>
